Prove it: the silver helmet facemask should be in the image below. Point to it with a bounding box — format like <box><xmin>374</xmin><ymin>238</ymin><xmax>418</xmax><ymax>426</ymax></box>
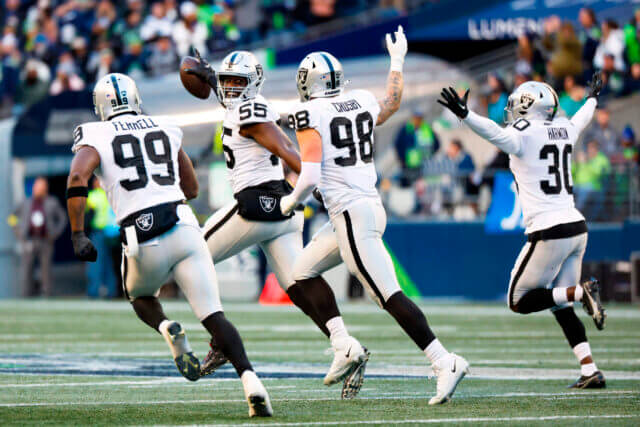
<box><xmin>215</xmin><ymin>51</ymin><xmax>264</xmax><ymax>109</ymax></box>
<box><xmin>93</xmin><ymin>73</ymin><xmax>142</xmax><ymax>120</ymax></box>
<box><xmin>504</xmin><ymin>81</ymin><xmax>558</xmax><ymax>124</ymax></box>
<box><xmin>296</xmin><ymin>52</ymin><xmax>346</xmax><ymax>102</ymax></box>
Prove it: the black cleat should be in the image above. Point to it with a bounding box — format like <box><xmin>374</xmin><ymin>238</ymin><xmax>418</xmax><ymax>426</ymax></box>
<box><xmin>341</xmin><ymin>347</ymin><xmax>370</xmax><ymax>399</ymax></box>
<box><xmin>569</xmin><ymin>371</ymin><xmax>606</xmax><ymax>389</ymax></box>
<box><xmin>581</xmin><ymin>278</ymin><xmax>606</xmax><ymax>330</ymax></box>
<box><xmin>200</xmin><ymin>339</ymin><xmax>228</xmax><ymax>377</ymax></box>
<box><xmin>175</xmin><ymin>352</ymin><xmax>201</xmax><ymax>382</ymax></box>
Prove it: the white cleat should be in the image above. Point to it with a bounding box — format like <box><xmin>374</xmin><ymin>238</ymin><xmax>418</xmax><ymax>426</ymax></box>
<box><xmin>241</xmin><ymin>370</ymin><xmax>273</xmax><ymax>418</ymax></box>
<box><xmin>324</xmin><ymin>336</ymin><xmax>367</xmax><ymax>386</ymax></box>
<box><xmin>159</xmin><ymin>320</ymin><xmax>200</xmax><ymax>382</ymax></box>
<box><xmin>428</xmin><ymin>353</ymin><xmax>469</xmax><ymax>405</ymax></box>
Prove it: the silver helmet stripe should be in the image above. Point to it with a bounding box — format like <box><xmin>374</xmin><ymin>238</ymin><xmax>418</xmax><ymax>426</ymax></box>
<box><xmin>319</xmin><ymin>52</ymin><xmax>336</xmax><ymax>89</ymax></box>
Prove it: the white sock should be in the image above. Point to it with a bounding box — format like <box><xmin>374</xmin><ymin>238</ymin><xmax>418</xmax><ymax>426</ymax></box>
<box><xmin>424</xmin><ymin>339</ymin><xmax>448</xmax><ymax>364</ymax></box>
<box><xmin>573</xmin><ymin>342</ymin><xmax>591</xmax><ymax>361</ymax></box>
<box><xmin>326</xmin><ymin>316</ymin><xmax>349</xmax><ymax>345</ymax></box>
<box><xmin>574</xmin><ymin>285</ymin><xmax>584</xmax><ymax>302</ymax></box>
<box><xmin>240</xmin><ymin>370</ymin><xmax>259</xmax><ymax>397</ymax></box>
<box><xmin>581</xmin><ymin>362</ymin><xmax>598</xmax><ymax>377</ymax></box>
<box><xmin>573</xmin><ymin>342</ymin><xmax>598</xmax><ymax>375</ymax></box>
<box><xmin>158</xmin><ymin>319</ymin><xmax>171</xmax><ymax>334</ymax></box>
<box><xmin>552</xmin><ymin>288</ymin><xmax>569</xmax><ymax>305</ymax></box>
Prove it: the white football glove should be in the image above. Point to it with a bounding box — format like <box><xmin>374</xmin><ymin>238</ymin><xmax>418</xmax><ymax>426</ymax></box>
<box><xmin>386</xmin><ymin>25</ymin><xmax>407</xmax><ymax>72</ymax></box>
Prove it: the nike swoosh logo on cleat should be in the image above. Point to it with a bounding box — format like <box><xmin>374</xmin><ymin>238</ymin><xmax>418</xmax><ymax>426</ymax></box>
<box><xmin>345</xmin><ymin>347</ymin><xmax>351</xmax><ymax>359</ymax></box>
<box><xmin>451</xmin><ymin>359</ymin><xmax>457</xmax><ymax>373</ymax></box>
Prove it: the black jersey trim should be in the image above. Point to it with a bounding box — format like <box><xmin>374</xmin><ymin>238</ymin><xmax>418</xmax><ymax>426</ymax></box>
<box><xmin>527</xmin><ymin>221</ymin><xmax>587</xmax><ymax>242</ymax></box>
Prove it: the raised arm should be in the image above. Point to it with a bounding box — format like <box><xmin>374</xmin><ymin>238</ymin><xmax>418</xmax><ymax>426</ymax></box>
<box><xmin>571</xmin><ymin>72</ymin><xmax>602</xmax><ymax>133</ymax></box>
<box><xmin>178</xmin><ymin>148</ymin><xmax>199</xmax><ymax>200</ymax></box>
<box><xmin>67</xmin><ymin>146</ymin><xmax>101</xmax><ymax>261</ymax></box>
<box><xmin>240</xmin><ymin>121</ymin><xmax>302</xmax><ymax>174</ymax></box>
<box><xmin>438</xmin><ymin>87</ymin><xmax>522</xmax><ymax>156</ymax></box>
<box><xmin>377</xmin><ymin>25</ymin><xmax>407</xmax><ymax>126</ymax></box>
<box><xmin>279</xmin><ymin>129</ymin><xmax>322</xmax><ymax>215</ymax></box>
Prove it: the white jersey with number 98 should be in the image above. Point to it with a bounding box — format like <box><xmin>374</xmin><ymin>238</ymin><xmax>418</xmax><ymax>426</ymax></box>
<box><xmin>72</xmin><ymin>114</ymin><xmax>185</xmax><ymax>223</ymax></box>
<box><xmin>290</xmin><ymin>89</ymin><xmax>381</xmax><ymax>218</ymax></box>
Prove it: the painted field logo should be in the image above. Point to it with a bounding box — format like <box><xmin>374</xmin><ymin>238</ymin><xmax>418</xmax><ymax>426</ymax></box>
<box><xmin>259</xmin><ymin>196</ymin><xmax>276</xmax><ymax>213</ymax></box>
<box><xmin>136</xmin><ymin>213</ymin><xmax>154</xmax><ymax>231</ymax></box>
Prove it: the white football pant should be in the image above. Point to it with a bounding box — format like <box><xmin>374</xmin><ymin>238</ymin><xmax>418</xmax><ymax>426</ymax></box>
<box><xmin>293</xmin><ymin>198</ymin><xmax>401</xmax><ymax>307</ymax></box>
<box><xmin>508</xmin><ymin>232</ymin><xmax>588</xmax><ymax>311</ymax></box>
<box><xmin>202</xmin><ymin>201</ymin><xmax>304</xmax><ymax>290</ymax></box>
<box><xmin>121</xmin><ymin>205</ymin><xmax>223</xmax><ymax>320</ymax></box>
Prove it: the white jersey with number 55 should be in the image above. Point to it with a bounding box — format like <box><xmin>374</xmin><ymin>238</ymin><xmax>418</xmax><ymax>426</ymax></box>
<box><xmin>222</xmin><ymin>94</ymin><xmax>283</xmax><ymax>194</ymax></box>
<box><xmin>290</xmin><ymin>89</ymin><xmax>381</xmax><ymax>218</ymax></box>
<box><xmin>464</xmin><ymin>98</ymin><xmax>597</xmax><ymax>233</ymax></box>
<box><xmin>72</xmin><ymin>114</ymin><xmax>185</xmax><ymax>223</ymax></box>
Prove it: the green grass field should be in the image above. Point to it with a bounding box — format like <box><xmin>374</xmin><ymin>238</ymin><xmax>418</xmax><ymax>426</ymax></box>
<box><xmin>1</xmin><ymin>299</ymin><xmax>639</xmax><ymax>425</ymax></box>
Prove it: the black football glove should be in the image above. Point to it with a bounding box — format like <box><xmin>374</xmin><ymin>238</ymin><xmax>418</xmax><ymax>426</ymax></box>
<box><xmin>587</xmin><ymin>72</ymin><xmax>603</xmax><ymax>99</ymax></box>
<box><xmin>184</xmin><ymin>48</ymin><xmax>218</xmax><ymax>91</ymax></box>
<box><xmin>71</xmin><ymin>231</ymin><xmax>97</xmax><ymax>262</ymax></box>
<box><xmin>437</xmin><ymin>87</ymin><xmax>470</xmax><ymax>119</ymax></box>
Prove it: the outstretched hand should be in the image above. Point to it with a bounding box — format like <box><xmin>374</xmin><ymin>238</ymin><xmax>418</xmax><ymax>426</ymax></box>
<box><xmin>184</xmin><ymin>48</ymin><xmax>217</xmax><ymax>90</ymax></box>
<box><xmin>437</xmin><ymin>87</ymin><xmax>470</xmax><ymax>119</ymax></box>
<box><xmin>386</xmin><ymin>25</ymin><xmax>407</xmax><ymax>72</ymax></box>
<box><xmin>587</xmin><ymin>72</ymin><xmax>603</xmax><ymax>99</ymax></box>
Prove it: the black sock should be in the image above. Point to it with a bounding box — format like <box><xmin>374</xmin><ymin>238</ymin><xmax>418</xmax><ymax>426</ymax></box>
<box><xmin>131</xmin><ymin>296</ymin><xmax>167</xmax><ymax>331</ymax></box>
<box><xmin>201</xmin><ymin>312</ymin><xmax>253</xmax><ymax>377</ymax></box>
<box><xmin>383</xmin><ymin>292</ymin><xmax>436</xmax><ymax>351</ymax></box>
<box><xmin>514</xmin><ymin>288</ymin><xmax>556</xmax><ymax>314</ymax></box>
<box><xmin>553</xmin><ymin>306</ymin><xmax>588</xmax><ymax>348</ymax></box>
<box><xmin>289</xmin><ymin>277</ymin><xmax>340</xmax><ymax>338</ymax></box>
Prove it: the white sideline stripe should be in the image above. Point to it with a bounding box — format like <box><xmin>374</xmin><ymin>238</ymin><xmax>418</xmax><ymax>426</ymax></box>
<box><xmin>1</xmin><ymin>391</ymin><xmax>638</xmax><ymax>407</ymax></box>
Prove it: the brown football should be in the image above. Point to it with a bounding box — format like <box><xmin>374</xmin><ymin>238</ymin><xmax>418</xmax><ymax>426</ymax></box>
<box><xmin>180</xmin><ymin>56</ymin><xmax>211</xmax><ymax>100</ymax></box>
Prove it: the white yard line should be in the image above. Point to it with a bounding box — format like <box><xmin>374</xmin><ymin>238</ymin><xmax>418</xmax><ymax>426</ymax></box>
<box><xmin>2</xmin><ymin>300</ymin><xmax>639</xmax><ymax>318</ymax></box>
<box><xmin>185</xmin><ymin>415</ymin><xmax>640</xmax><ymax>426</ymax></box>
<box><xmin>0</xmin><ymin>396</ymin><xmax>640</xmax><ymax>410</ymax></box>
<box><xmin>1</xmin><ymin>390</ymin><xmax>638</xmax><ymax>407</ymax></box>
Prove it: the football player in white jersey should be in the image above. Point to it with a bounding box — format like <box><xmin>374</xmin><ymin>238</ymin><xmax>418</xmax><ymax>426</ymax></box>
<box><xmin>184</xmin><ymin>50</ymin><xmax>369</xmax><ymax>398</ymax></box>
<box><xmin>438</xmin><ymin>73</ymin><xmax>607</xmax><ymax>388</ymax></box>
<box><xmin>66</xmin><ymin>73</ymin><xmax>272</xmax><ymax>417</ymax></box>
<box><xmin>282</xmin><ymin>26</ymin><xmax>470</xmax><ymax>405</ymax></box>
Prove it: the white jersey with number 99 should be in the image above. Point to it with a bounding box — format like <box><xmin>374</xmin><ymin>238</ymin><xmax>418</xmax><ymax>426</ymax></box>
<box><xmin>72</xmin><ymin>114</ymin><xmax>185</xmax><ymax>223</ymax></box>
<box><xmin>290</xmin><ymin>89</ymin><xmax>381</xmax><ymax>218</ymax></box>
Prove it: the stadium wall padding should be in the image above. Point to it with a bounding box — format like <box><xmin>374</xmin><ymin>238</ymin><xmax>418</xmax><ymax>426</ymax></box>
<box><xmin>384</xmin><ymin>220</ymin><xmax>640</xmax><ymax>301</ymax></box>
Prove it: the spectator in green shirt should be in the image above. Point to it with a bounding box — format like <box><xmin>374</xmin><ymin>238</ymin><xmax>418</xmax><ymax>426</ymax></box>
<box><xmin>86</xmin><ymin>179</ymin><xmax>119</xmax><ymax>298</ymax></box>
<box><xmin>573</xmin><ymin>140</ymin><xmax>611</xmax><ymax>221</ymax></box>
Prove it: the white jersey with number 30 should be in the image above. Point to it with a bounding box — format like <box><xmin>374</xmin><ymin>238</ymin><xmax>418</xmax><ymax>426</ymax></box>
<box><xmin>508</xmin><ymin>116</ymin><xmax>585</xmax><ymax>232</ymax></box>
<box><xmin>464</xmin><ymin>98</ymin><xmax>597</xmax><ymax>233</ymax></box>
<box><xmin>222</xmin><ymin>94</ymin><xmax>283</xmax><ymax>194</ymax></box>
<box><xmin>291</xmin><ymin>89</ymin><xmax>381</xmax><ymax>218</ymax></box>
<box><xmin>72</xmin><ymin>114</ymin><xmax>185</xmax><ymax>223</ymax></box>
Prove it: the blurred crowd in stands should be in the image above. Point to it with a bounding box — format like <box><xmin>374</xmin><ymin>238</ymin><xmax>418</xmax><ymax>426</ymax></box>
<box><xmin>391</xmin><ymin>7</ymin><xmax>640</xmax><ymax>222</ymax></box>
<box><xmin>0</xmin><ymin>0</ymin><xmax>407</xmax><ymax>117</ymax></box>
